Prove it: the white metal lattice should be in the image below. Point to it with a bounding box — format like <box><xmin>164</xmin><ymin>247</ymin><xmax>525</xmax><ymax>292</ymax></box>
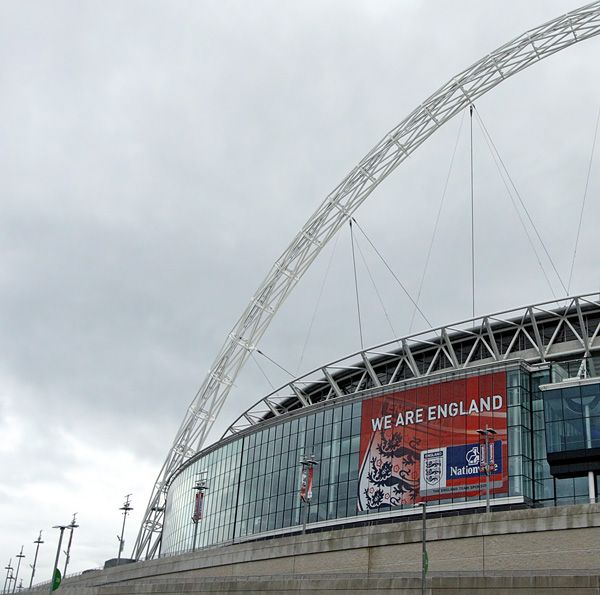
<box><xmin>224</xmin><ymin>293</ymin><xmax>600</xmax><ymax>436</ymax></box>
<box><xmin>133</xmin><ymin>1</ymin><xmax>600</xmax><ymax>559</ymax></box>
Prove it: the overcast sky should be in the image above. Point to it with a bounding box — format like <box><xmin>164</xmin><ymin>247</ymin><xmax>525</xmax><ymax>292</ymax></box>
<box><xmin>1</xmin><ymin>0</ymin><xmax>599</xmax><ymax>586</ymax></box>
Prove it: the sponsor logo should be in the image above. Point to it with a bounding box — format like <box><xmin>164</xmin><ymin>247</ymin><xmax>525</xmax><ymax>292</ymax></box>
<box><xmin>420</xmin><ymin>441</ymin><xmax>502</xmax><ymax>493</ymax></box>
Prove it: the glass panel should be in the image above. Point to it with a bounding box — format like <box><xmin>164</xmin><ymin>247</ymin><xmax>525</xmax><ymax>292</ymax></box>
<box><xmin>563</xmin><ymin>418</ymin><xmax>585</xmax><ymax>451</ymax></box>
<box><xmin>562</xmin><ymin>387</ymin><xmax>582</xmax><ymax>420</ymax></box>
<box><xmin>543</xmin><ymin>390</ymin><xmax>563</xmax><ymax>423</ymax></box>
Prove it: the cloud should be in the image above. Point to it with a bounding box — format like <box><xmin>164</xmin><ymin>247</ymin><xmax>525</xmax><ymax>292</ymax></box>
<box><xmin>1</xmin><ymin>0</ymin><xmax>599</xmax><ymax>579</ymax></box>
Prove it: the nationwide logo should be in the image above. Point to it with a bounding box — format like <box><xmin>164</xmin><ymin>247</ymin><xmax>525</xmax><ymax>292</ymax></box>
<box><xmin>466</xmin><ymin>446</ymin><xmax>480</xmax><ymax>466</ymax></box>
<box><xmin>419</xmin><ymin>440</ymin><xmax>502</xmax><ymax>495</ymax></box>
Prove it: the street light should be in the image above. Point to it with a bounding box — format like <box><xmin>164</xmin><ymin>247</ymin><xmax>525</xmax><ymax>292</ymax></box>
<box><xmin>117</xmin><ymin>495</ymin><xmax>133</xmax><ymax>565</ymax></box>
<box><xmin>29</xmin><ymin>531</ymin><xmax>44</xmax><ymax>590</ymax></box>
<box><xmin>11</xmin><ymin>547</ymin><xmax>24</xmax><ymax>594</ymax></box>
<box><xmin>5</xmin><ymin>569</ymin><xmax>15</xmax><ymax>595</ymax></box>
<box><xmin>415</xmin><ymin>502</ymin><xmax>428</xmax><ymax>595</ymax></box>
<box><xmin>4</xmin><ymin>559</ymin><xmax>13</xmax><ymax>594</ymax></box>
<box><xmin>299</xmin><ymin>453</ymin><xmax>319</xmax><ymax>535</ymax></box>
<box><xmin>49</xmin><ymin>525</ymin><xmax>68</xmax><ymax>595</ymax></box>
<box><xmin>63</xmin><ymin>513</ymin><xmax>79</xmax><ymax>577</ymax></box>
<box><xmin>476</xmin><ymin>425</ymin><xmax>497</xmax><ymax>513</ymax></box>
<box><xmin>191</xmin><ymin>473</ymin><xmax>209</xmax><ymax>552</ymax></box>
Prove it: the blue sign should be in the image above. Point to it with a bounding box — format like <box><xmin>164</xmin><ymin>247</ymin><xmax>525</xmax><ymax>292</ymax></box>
<box><xmin>446</xmin><ymin>440</ymin><xmax>502</xmax><ymax>482</ymax></box>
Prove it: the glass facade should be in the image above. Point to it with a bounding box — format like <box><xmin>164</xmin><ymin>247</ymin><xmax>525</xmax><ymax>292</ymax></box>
<box><xmin>162</xmin><ymin>399</ymin><xmax>363</xmax><ymax>555</ymax></box>
<box><xmin>543</xmin><ymin>381</ymin><xmax>600</xmax><ymax>453</ymax></box>
<box><xmin>160</xmin><ymin>363</ymin><xmax>598</xmax><ymax>556</ymax></box>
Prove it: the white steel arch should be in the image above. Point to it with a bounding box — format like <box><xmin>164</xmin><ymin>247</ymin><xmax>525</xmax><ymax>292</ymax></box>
<box><xmin>134</xmin><ymin>1</ymin><xmax>600</xmax><ymax>559</ymax></box>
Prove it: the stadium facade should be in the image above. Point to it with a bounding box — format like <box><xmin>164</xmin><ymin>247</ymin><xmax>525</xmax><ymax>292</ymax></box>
<box><xmin>160</xmin><ymin>294</ymin><xmax>600</xmax><ymax>556</ymax></box>
<box><xmin>128</xmin><ymin>2</ymin><xmax>600</xmax><ymax>562</ymax></box>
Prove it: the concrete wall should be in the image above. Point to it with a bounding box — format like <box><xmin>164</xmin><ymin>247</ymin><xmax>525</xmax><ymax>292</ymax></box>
<box><xmin>28</xmin><ymin>503</ymin><xmax>600</xmax><ymax>594</ymax></box>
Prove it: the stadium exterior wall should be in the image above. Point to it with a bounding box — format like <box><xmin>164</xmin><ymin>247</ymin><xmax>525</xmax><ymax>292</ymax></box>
<box><xmin>27</xmin><ymin>503</ymin><xmax>600</xmax><ymax>594</ymax></box>
<box><xmin>160</xmin><ymin>298</ymin><xmax>600</xmax><ymax>557</ymax></box>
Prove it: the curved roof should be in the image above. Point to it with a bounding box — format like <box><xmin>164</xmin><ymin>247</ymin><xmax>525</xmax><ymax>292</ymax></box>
<box><xmin>223</xmin><ymin>293</ymin><xmax>600</xmax><ymax>438</ymax></box>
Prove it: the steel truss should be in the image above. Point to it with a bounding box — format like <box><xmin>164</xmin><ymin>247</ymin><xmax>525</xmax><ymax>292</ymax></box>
<box><xmin>133</xmin><ymin>2</ymin><xmax>600</xmax><ymax>559</ymax></box>
<box><xmin>224</xmin><ymin>293</ymin><xmax>600</xmax><ymax>435</ymax></box>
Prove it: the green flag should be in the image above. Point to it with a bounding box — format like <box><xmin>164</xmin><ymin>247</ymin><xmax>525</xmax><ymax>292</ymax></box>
<box><xmin>52</xmin><ymin>568</ymin><xmax>62</xmax><ymax>591</ymax></box>
<box><xmin>423</xmin><ymin>550</ymin><xmax>429</xmax><ymax>574</ymax></box>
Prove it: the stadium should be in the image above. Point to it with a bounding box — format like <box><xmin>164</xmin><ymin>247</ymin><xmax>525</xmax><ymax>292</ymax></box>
<box><xmin>27</xmin><ymin>2</ymin><xmax>600</xmax><ymax>593</ymax></box>
<box><xmin>160</xmin><ymin>294</ymin><xmax>600</xmax><ymax>555</ymax></box>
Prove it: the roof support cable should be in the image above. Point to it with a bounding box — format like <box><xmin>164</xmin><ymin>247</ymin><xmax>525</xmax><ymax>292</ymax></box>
<box><xmin>568</xmin><ymin>102</ymin><xmax>600</xmax><ymax>294</ymax></box>
<box><xmin>296</xmin><ymin>234</ymin><xmax>340</xmax><ymax>375</ymax></box>
<box><xmin>473</xmin><ymin>106</ymin><xmax>568</xmax><ymax>295</ymax></box>
<box><xmin>470</xmin><ymin>104</ymin><xmax>476</xmax><ymax>319</ymax></box>
<box><xmin>251</xmin><ymin>352</ymin><xmax>276</xmax><ymax>391</ymax></box>
<box><xmin>351</xmin><ymin>218</ymin><xmax>432</xmax><ymax>328</ymax></box>
<box><xmin>256</xmin><ymin>349</ymin><xmax>295</xmax><ymax>379</ymax></box>
<box><xmin>353</xmin><ymin>232</ymin><xmax>398</xmax><ymax>338</ymax></box>
<box><xmin>474</xmin><ymin>108</ymin><xmax>557</xmax><ymax>299</ymax></box>
<box><xmin>409</xmin><ymin>110</ymin><xmax>466</xmax><ymax>332</ymax></box>
<box><xmin>349</xmin><ymin>219</ymin><xmax>365</xmax><ymax>349</ymax></box>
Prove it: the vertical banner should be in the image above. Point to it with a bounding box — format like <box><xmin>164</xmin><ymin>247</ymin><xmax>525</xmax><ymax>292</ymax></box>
<box><xmin>357</xmin><ymin>371</ymin><xmax>507</xmax><ymax>511</ymax></box>
<box><xmin>193</xmin><ymin>490</ymin><xmax>205</xmax><ymax>522</ymax></box>
<box><xmin>300</xmin><ymin>466</ymin><xmax>314</xmax><ymax>502</ymax></box>
<box><xmin>300</xmin><ymin>466</ymin><xmax>308</xmax><ymax>502</ymax></box>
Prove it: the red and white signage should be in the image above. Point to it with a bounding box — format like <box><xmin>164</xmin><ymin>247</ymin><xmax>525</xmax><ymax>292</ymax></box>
<box><xmin>357</xmin><ymin>371</ymin><xmax>508</xmax><ymax>511</ymax></box>
<box><xmin>193</xmin><ymin>490</ymin><xmax>205</xmax><ymax>522</ymax></box>
<box><xmin>300</xmin><ymin>465</ymin><xmax>314</xmax><ymax>502</ymax></box>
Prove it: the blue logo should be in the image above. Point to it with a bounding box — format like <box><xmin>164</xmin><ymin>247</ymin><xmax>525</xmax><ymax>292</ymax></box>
<box><xmin>446</xmin><ymin>441</ymin><xmax>502</xmax><ymax>480</ymax></box>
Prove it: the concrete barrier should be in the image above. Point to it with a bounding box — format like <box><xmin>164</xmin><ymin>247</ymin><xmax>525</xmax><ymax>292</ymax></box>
<box><xmin>26</xmin><ymin>503</ymin><xmax>600</xmax><ymax>594</ymax></box>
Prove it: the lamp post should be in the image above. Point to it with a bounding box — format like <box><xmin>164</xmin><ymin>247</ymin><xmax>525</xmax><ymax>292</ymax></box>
<box><xmin>299</xmin><ymin>454</ymin><xmax>318</xmax><ymax>535</ymax></box>
<box><xmin>116</xmin><ymin>495</ymin><xmax>133</xmax><ymax>565</ymax></box>
<box><xmin>5</xmin><ymin>569</ymin><xmax>15</xmax><ymax>595</ymax></box>
<box><xmin>4</xmin><ymin>559</ymin><xmax>13</xmax><ymax>594</ymax></box>
<box><xmin>49</xmin><ymin>525</ymin><xmax>68</xmax><ymax>595</ymax></box>
<box><xmin>63</xmin><ymin>513</ymin><xmax>79</xmax><ymax>577</ymax></box>
<box><xmin>415</xmin><ymin>501</ymin><xmax>428</xmax><ymax>595</ymax></box>
<box><xmin>191</xmin><ymin>473</ymin><xmax>209</xmax><ymax>551</ymax></box>
<box><xmin>476</xmin><ymin>425</ymin><xmax>497</xmax><ymax>513</ymax></box>
<box><xmin>11</xmin><ymin>548</ymin><xmax>24</xmax><ymax>594</ymax></box>
<box><xmin>29</xmin><ymin>531</ymin><xmax>44</xmax><ymax>589</ymax></box>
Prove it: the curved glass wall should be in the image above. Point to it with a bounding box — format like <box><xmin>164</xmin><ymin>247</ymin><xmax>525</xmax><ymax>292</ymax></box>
<box><xmin>161</xmin><ymin>363</ymin><xmax>593</xmax><ymax>556</ymax></box>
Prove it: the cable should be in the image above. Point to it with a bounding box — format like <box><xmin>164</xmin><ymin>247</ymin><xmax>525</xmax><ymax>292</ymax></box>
<box><xmin>349</xmin><ymin>219</ymin><xmax>364</xmax><ymax>349</ymax></box>
<box><xmin>354</xmin><ymin>233</ymin><xmax>397</xmax><ymax>338</ymax></box>
<box><xmin>296</xmin><ymin>234</ymin><xmax>340</xmax><ymax>375</ymax></box>
<box><xmin>470</xmin><ymin>104</ymin><xmax>475</xmax><ymax>319</ymax></box>
<box><xmin>251</xmin><ymin>352</ymin><xmax>276</xmax><ymax>391</ymax></box>
<box><xmin>473</xmin><ymin>109</ymin><xmax>557</xmax><ymax>299</ymax></box>
<box><xmin>473</xmin><ymin>106</ymin><xmax>568</xmax><ymax>295</ymax></box>
<box><xmin>409</xmin><ymin>110</ymin><xmax>466</xmax><ymax>332</ymax></box>
<box><xmin>256</xmin><ymin>349</ymin><xmax>295</xmax><ymax>378</ymax></box>
<box><xmin>568</xmin><ymin>102</ymin><xmax>600</xmax><ymax>293</ymax></box>
<box><xmin>352</xmin><ymin>218</ymin><xmax>432</xmax><ymax>328</ymax></box>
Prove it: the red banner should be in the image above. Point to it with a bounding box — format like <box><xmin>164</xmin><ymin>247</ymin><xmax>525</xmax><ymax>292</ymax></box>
<box><xmin>300</xmin><ymin>465</ymin><xmax>314</xmax><ymax>502</ymax></box>
<box><xmin>357</xmin><ymin>371</ymin><xmax>507</xmax><ymax>511</ymax></box>
<box><xmin>193</xmin><ymin>490</ymin><xmax>204</xmax><ymax>522</ymax></box>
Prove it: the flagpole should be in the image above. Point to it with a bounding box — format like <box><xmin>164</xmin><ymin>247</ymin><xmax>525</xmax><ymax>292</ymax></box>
<box><xmin>63</xmin><ymin>514</ymin><xmax>79</xmax><ymax>578</ymax></box>
<box><xmin>49</xmin><ymin>525</ymin><xmax>67</xmax><ymax>595</ymax></box>
<box><xmin>29</xmin><ymin>531</ymin><xmax>44</xmax><ymax>589</ymax></box>
<box><xmin>12</xmin><ymin>547</ymin><xmax>24</xmax><ymax>594</ymax></box>
<box><xmin>117</xmin><ymin>495</ymin><xmax>133</xmax><ymax>565</ymax></box>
